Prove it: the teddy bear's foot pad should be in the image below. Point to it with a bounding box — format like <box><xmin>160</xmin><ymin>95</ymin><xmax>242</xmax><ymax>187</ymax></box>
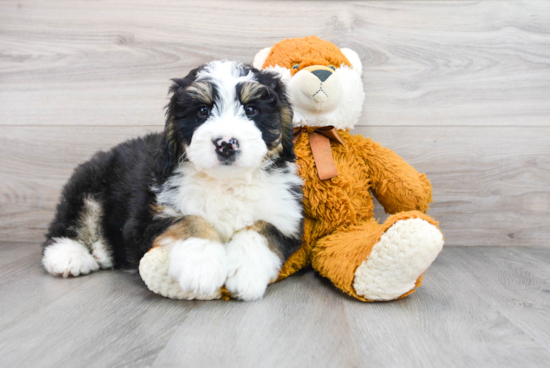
<box><xmin>139</xmin><ymin>245</ymin><xmax>222</xmax><ymax>300</ymax></box>
<box><xmin>353</xmin><ymin>218</ymin><xmax>444</xmax><ymax>301</ymax></box>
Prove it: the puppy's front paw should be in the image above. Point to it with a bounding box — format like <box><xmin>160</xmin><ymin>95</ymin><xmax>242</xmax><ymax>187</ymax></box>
<box><xmin>168</xmin><ymin>237</ymin><xmax>227</xmax><ymax>299</ymax></box>
<box><xmin>225</xmin><ymin>230</ymin><xmax>281</xmax><ymax>301</ymax></box>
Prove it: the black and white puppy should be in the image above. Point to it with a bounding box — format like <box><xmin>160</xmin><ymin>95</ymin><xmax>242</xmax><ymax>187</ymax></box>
<box><xmin>42</xmin><ymin>61</ymin><xmax>303</xmax><ymax>301</ymax></box>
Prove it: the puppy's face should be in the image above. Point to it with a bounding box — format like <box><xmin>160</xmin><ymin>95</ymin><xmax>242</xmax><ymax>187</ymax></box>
<box><xmin>163</xmin><ymin>61</ymin><xmax>293</xmax><ymax>179</ymax></box>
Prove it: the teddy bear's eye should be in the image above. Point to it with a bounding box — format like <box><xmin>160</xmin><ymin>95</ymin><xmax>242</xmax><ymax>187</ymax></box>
<box><xmin>329</xmin><ymin>65</ymin><xmax>336</xmax><ymax>71</ymax></box>
<box><xmin>292</xmin><ymin>63</ymin><xmax>300</xmax><ymax>70</ymax></box>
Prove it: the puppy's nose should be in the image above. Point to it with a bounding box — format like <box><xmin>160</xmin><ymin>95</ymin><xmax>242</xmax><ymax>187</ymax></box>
<box><xmin>310</xmin><ymin>69</ymin><xmax>332</xmax><ymax>82</ymax></box>
<box><xmin>213</xmin><ymin>137</ymin><xmax>239</xmax><ymax>162</ymax></box>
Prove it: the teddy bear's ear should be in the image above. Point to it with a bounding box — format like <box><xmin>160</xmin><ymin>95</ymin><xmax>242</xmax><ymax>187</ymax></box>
<box><xmin>340</xmin><ymin>48</ymin><xmax>362</xmax><ymax>76</ymax></box>
<box><xmin>253</xmin><ymin>47</ymin><xmax>272</xmax><ymax>69</ymax></box>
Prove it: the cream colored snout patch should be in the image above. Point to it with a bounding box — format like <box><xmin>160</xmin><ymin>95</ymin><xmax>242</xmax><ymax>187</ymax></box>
<box><xmin>289</xmin><ymin>65</ymin><xmax>343</xmax><ymax>114</ymax></box>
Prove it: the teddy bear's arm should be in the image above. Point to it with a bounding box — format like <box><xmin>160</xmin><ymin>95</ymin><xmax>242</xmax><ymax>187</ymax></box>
<box><xmin>360</xmin><ymin>138</ymin><xmax>433</xmax><ymax>214</ymax></box>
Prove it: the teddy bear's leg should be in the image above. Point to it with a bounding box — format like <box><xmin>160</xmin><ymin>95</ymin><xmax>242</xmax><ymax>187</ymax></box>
<box><xmin>353</xmin><ymin>212</ymin><xmax>444</xmax><ymax>301</ymax></box>
<box><xmin>311</xmin><ymin>211</ymin><xmax>443</xmax><ymax>301</ymax></box>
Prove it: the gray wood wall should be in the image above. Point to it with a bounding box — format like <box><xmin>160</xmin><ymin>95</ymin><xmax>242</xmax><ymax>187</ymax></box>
<box><xmin>1</xmin><ymin>0</ymin><xmax>549</xmax><ymax>246</ymax></box>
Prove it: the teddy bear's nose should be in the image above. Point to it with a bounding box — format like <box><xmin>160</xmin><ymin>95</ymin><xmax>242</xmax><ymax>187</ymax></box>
<box><xmin>311</xmin><ymin>69</ymin><xmax>332</xmax><ymax>82</ymax></box>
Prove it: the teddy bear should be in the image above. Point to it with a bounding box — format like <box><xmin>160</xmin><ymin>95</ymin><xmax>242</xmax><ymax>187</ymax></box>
<box><xmin>139</xmin><ymin>36</ymin><xmax>444</xmax><ymax>301</ymax></box>
<box><xmin>251</xmin><ymin>35</ymin><xmax>445</xmax><ymax>301</ymax></box>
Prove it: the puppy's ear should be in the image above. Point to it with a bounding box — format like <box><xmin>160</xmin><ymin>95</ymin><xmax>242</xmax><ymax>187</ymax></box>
<box><xmin>155</xmin><ymin>75</ymin><xmax>195</xmax><ymax>181</ymax></box>
<box><xmin>278</xmin><ymin>93</ymin><xmax>296</xmax><ymax>163</ymax></box>
<box><xmin>258</xmin><ymin>70</ymin><xmax>295</xmax><ymax>164</ymax></box>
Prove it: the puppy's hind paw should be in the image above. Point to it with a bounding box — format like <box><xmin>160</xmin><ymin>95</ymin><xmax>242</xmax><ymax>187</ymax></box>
<box><xmin>42</xmin><ymin>238</ymin><xmax>99</xmax><ymax>277</ymax></box>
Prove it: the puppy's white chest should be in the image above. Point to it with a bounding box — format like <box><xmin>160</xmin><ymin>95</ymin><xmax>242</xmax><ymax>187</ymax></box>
<box><xmin>188</xmin><ymin>179</ymin><xmax>257</xmax><ymax>237</ymax></box>
<box><xmin>158</xmin><ymin>171</ymin><xmax>263</xmax><ymax>240</ymax></box>
<box><xmin>156</xmin><ymin>163</ymin><xmax>302</xmax><ymax>241</ymax></box>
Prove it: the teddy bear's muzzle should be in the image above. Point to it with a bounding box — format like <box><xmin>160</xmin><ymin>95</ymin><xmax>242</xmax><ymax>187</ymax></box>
<box><xmin>289</xmin><ymin>65</ymin><xmax>343</xmax><ymax>113</ymax></box>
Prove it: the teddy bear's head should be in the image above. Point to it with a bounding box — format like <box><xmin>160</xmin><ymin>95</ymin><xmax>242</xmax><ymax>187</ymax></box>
<box><xmin>253</xmin><ymin>36</ymin><xmax>364</xmax><ymax>130</ymax></box>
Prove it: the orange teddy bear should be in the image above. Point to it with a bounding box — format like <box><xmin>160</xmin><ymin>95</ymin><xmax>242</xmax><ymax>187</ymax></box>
<box><xmin>139</xmin><ymin>36</ymin><xmax>444</xmax><ymax>302</ymax></box>
<box><xmin>252</xmin><ymin>36</ymin><xmax>444</xmax><ymax>301</ymax></box>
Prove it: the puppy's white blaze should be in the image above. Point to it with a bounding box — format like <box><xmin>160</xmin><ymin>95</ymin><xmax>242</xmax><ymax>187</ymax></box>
<box><xmin>167</xmin><ymin>237</ymin><xmax>227</xmax><ymax>297</ymax></box>
<box><xmin>225</xmin><ymin>230</ymin><xmax>282</xmax><ymax>301</ymax></box>
<box><xmin>156</xmin><ymin>163</ymin><xmax>302</xmax><ymax>241</ymax></box>
<box><xmin>197</xmin><ymin>60</ymin><xmax>253</xmax><ymax>84</ymax></box>
<box><xmin>42</xmin><ymin>238</ymin><xmax>99</xmax><ymax>277</ymax></box>
<box><xmin>196</xmin><ymin>60</ymin><xmax>256</xmax><ymax>119</ymax></box>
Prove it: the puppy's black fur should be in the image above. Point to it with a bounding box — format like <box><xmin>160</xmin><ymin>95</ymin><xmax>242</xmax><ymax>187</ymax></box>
<box><xmin>43</xmin><ymin>63</ymin><xmax>302</xmax><ymax>269</ymax></box>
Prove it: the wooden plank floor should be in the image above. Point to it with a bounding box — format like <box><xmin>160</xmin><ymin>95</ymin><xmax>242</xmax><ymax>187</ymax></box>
<box><xmin>1</xmin><ymin>243</ymin><xmax>549</xmax><ymax>368</ymax></box>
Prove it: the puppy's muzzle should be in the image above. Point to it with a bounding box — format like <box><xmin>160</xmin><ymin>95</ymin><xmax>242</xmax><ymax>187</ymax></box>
<box><xmin>213</xmin><ymin>137</ymin><xmax>239</xmax><ymax>164</ymax></box>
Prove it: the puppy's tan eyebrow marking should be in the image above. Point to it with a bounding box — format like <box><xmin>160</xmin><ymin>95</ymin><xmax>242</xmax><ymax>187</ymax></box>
<box><xmin>239</xmin><ymin>82</ymin><xmax>268</xmax><ymax>104</ymax></box>
<box><xmin>186</xmin><ymin>82</ymin><xmax>214</xmax><ymax>104</ymax></box>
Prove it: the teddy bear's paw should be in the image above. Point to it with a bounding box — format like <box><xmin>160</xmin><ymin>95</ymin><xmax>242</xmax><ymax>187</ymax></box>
<box><xmin>353</xmin><ymin>218</ymin><xmax>444</xmax><ymax>301</ymax></box>
<box><xmin>225</xmin><ymin>230</ymin><xmax>282</xmax><ymax>301</ymax></box>
<box><xmin>42</xmin><ymin>238</ymin><xmax>100</xmax><ymax>277</ymax></box>
<box><xmin>168</xmin><ymin>237</ymin><xmax>227</xmax><ymax>299</ymax></box>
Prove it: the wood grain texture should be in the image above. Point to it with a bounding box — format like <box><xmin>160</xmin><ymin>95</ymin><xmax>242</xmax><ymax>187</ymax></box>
<box><xmin>1</xmin><ymin>125</ymin><xmax>548</xmax><ymax>246</ymax></box>
<box><xmin>448</xmin><ymin>247</ymin><xmax>550</xmax><ymax>352</ymax></box>
<box><xmin>0</xmin><ymin>0</ymin><xmax>549</xmax><ymax>246</ymax></box>
<box><xmin>1</xmin><ymin>243</ymin><xmax>550</xmax><ymax>368</ymax></box>
<box><xmin>1</xmin><ymin>0</ymin><xmax>549</xmax><ymax>127</ymax></box>
<box><xmin>151</xmin><ymin>272</ymin><xmax>358</xmax><ymax>368</ymax></box>
<box><xmin>345</xmin><ymin>246</ymin><xmax>550</xmax><ymax>368</ymax></box>
<box><xmin>0</xmin><ymin>244</ymin><xmax>196</xmax><ymax>368</ymax></box>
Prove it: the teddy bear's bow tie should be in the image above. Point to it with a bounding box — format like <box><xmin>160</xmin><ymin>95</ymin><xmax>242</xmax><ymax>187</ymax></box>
<box><xmin>293</xmin><ymin>126</ymin><xmax>345</xmax><ymax>180</ymax></box>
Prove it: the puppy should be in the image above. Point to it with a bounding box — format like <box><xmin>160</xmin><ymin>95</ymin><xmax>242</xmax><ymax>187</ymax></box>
<box><xmin>42</xmin><ymin>61</ymin><xmax>303</xmax><ymax>301</ymax></box>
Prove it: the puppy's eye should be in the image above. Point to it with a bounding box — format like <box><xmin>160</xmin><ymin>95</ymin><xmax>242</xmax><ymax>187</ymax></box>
<box><xmin>329</xmin><ymin>65</ymin><xmax>336</xmax><ymax>71</ymax></box>
<box><xmin>244</xmin><ymin>105</ymin><xmax>258</xmax><ymax>117</ymax></box>
<box><xmin>292</xmin><ymin>63</ymin><xmax>300</xmax><ymax>70</ymax></box>
<box><xmin>197</xmin><ymin>106</ymin><xmax>211</xmax><ymax>118</ymax></box>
